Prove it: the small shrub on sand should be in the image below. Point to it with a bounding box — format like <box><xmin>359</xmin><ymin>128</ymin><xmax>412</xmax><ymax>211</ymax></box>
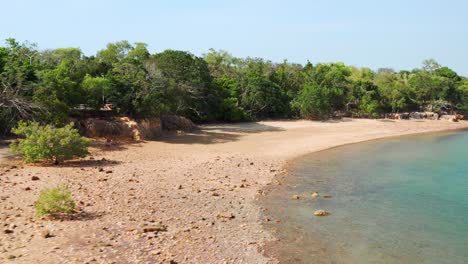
<box><xmin>10</xmin><ymin>121</ymin><xmax>90</xmax><ymax>164</ymax></box>
<box><xmin>35</xmin><ymin>185</ymin><xmax>76</xmax><ymax>218</ymax></box>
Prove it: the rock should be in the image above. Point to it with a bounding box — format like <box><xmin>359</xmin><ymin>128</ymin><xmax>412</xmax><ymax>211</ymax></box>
<box><xmin>40</xmin><ymin>229</ymin><xmax>53</xmax><ymax>238</ymax></box>
<box><xmin>311</xmin><ymin>192</ymin><xmax>319</xmax><ymax>198</ymax></box>
<box><xmin>314</xmin><ymin>210</ymin><xmax>330</xmax><ymax>216</ymax></box>
<box><xmin>98</xmin><ymin>168</ymin><xmax>104</xmax><ymax>172</ymax></box>
<box><xmin>24</xmin><ymin>187</ymin><xmax>31</xmax><ymax>191</ymax></box>
<box><xmin>4</xmin><ymin>229</ymin><xmax>14</xmax><ymax>234</ymax></box>
<box><xmin>141</xmin><ymin>223</ymin><xmax>167</xmax><ymax>233</ymax></box>
<box><xmin>177</xmin><ymin>185</ymin><xmax>183</xmax><ymax>190</ymax></box>
<box><xmin>217</xmin><ymin>212</ymin><xmax>235</xmax><ymax>219</ymax></box>
<box><xmin>105</xmin><ymin>170</ymin><xmax>113</xmax><ymax>174</ymax></box>
<box><xmin>292</xmin><ymin>195</ymin><xmax>300</xmax><ymax>200</ymax></box>
<box><xmin>440</xmin><ymin>114</ymin><xmax>457</xmax><ymax>121</ymax></box>
<box><xmin>31</xmin><ymin>176</ymin><xmax>40</xmax><ymax>181</ymax></box>
<box><xmin>323</xmin><ymin>194</ymin><xmax>332</xmax><ymax>198</ymax></box>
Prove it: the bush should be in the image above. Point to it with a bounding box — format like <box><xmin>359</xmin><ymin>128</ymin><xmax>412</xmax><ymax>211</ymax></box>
<box><xmin>35</xmin><ymin>185</ymin><xmax>76</xmax><ymax>217</ymax></box>
<box><xmin>10</xmin><ymin>121</ymin><xmax>90</xmax><ymax>164</ymax></box>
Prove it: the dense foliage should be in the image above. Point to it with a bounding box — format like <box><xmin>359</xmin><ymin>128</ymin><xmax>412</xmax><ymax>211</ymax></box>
<box><xmin>1</xmin><ymin>39</ymin><xmax>467</xmax><ymax>134</ymax></box>
<box><xmin>10</xmin><ymin>121</ymin><xmax>90</xmax><ymax>164</ymax></box>
<box><xmin>35</xmin><ymin>185</ymin><xmax>76</xmax><ymax>217</ymax></box>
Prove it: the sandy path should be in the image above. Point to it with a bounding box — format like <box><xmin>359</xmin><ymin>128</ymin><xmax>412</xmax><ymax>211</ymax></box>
<box><xmin>1</xmin><ymin>119</ymin><xmax>467</xmax><ymax>263</ymax></box>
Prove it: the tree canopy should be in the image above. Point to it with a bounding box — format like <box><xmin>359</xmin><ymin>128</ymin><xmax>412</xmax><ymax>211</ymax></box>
<box><xmin>1</xmin><ymin>38</ymin><xmax>467</xmax><ymax>135</ymax></box>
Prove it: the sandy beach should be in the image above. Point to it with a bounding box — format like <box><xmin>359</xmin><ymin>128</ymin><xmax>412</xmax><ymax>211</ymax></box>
<box><xmin>1</xmin><ymin>119</ymin><xmax>468</xmax><ymax>263</ymax></box>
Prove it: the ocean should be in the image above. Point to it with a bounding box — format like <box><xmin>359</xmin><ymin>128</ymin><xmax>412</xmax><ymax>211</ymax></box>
<box><xmin>261</xmin><ymin>131</ymin><xmax>468</xmax><ymax>263</ymax></box>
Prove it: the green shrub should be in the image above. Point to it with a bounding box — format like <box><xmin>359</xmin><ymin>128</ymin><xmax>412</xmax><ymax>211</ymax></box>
<box><xmin>35</xmin><ymin>185</ymin><xmax>76</xmax><ymax>218</ymax></box>
<box><xmin>10</xmin><ymin>121</ymin><xmax>90</xmax><ymax>164</ymax></box>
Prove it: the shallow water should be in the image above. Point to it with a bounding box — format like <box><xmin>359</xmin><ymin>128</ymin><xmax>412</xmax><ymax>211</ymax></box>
<box><xmin>261</xmin><ymin>131</ymin><xmax>468</xmax><ymax>264</ymax></box>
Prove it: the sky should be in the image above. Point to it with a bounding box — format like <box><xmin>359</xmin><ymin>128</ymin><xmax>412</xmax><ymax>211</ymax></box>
<box><xmin>1</xmin><ymin>0</ymin><xmax>467</xmax><ymax>75</ymax></box>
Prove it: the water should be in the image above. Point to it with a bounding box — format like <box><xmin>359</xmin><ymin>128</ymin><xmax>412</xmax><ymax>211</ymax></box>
<box><xmin>261</xmin><ymin>131</ymin><xmax>468</xmax><ymax>264</ymax></box>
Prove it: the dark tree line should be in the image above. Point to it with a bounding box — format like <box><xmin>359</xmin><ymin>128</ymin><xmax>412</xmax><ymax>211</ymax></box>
<box><xmin>1</xmin><ymin>39</ymin><xmax>467</xmax><ymax>135</ymax></box>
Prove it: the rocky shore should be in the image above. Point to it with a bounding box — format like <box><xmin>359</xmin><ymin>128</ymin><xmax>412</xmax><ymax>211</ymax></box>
<box><xmin>1</xmin><ymin>119</ymin><xmax>468</xmax><ymax>263</ymax></box>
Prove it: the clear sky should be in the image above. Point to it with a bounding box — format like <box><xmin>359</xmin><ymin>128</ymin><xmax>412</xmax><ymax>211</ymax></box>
<box><xmin>1</xmin><ymin>0</ymin><xmax>467</xmax><ymax>75</ymax></box>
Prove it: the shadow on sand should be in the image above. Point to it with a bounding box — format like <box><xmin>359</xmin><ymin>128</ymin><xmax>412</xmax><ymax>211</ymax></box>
<box><xmin>56</xmin><ymin>159</ymin><xmax>121</xmax><ymax>168</ymax></box>
<box><xmin>158</xmin><ymin>122</ymin><xmax>285</xmax><ymax>145</ymax></box>
<box><xmin>90</xmin><ymin>140</ymin><xmax>144</xmax><ymax>152</ymax></box>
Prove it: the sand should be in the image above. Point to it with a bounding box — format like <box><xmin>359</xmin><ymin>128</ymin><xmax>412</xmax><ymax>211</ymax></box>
<box><xmin>1</xmin><ymin>119</ymin><xmax>467</xmax><ymax>263</ymax></box>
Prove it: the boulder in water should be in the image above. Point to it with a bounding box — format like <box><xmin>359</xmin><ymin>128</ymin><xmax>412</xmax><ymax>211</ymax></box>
<box><xmin>314</xmin><ymin>210</ymin><xmax>330</xmax><ymax>216</ymax></box>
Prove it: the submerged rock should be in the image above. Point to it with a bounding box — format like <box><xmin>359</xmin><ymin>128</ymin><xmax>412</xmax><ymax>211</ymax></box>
<box><xmin>292</xmin><ymin>195</ymin><xmax>300</xmax><ymax>200</ymax></box>
<box><xmin>311</xmin><ymin>192</ymin><xmax>319</xmax><ymax>198</ymax></box>
<box><xmin>314</xmin><ymin>210</ymin><xmax>330</xmax><ymax>216</ymax></box>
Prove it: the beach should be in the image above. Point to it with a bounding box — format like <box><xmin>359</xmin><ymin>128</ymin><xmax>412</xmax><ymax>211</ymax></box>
<box><xmin>1</xmin><ymin>119</ymin><xmax>468</xmax><ymax>263</ymax></box>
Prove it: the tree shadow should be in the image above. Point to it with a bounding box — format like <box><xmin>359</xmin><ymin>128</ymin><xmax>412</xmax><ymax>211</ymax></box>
<box><xmin>71</xmin><ymin>211</ymin><xmax>105</xmax><ymax>221</ymax></box>
<box><xmin>200</xmin><ymin>122</ymin><xmax>286</xmax><ymax>133</ymax></box>
<box><xmin>322</xmin><ymin>118</ymin><xmax>354</xmax><ymax>123</ymax></box>
<box><xmin>158</xmin><ymin>122</ymin><xmax>285</xmax><ymax>145</ymax></box>
<box><xmin>90</xmin><ymin>139</ymin><xmax>144</xmax><ymax>152</ymax></box>
<box><xmin>45</xmin><ymin>210</ymin><xmax>104</xmax><ymax>222</ymax></box>
<box><xmin>158</xmin><ymin>131</ymin><xmax>242</xmax><ymax>145</ymax></box>
<box><xmin>55</xmin><ymin>159</ymin><xmax>121</xmax><ymax>168</ymax></box>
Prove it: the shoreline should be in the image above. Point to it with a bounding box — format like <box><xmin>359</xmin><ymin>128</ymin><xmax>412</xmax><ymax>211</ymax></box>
<box><xmin>1</xmin><ymin>119</ymin><xmax>468</xmax><ymax>263</ymax></box>
<box><xmin>279</xmin><ymin>125</ymin><xmax>468</xmax><ymax>173</ymax></box>
<box><xmin>258</xmin><ymin>126</ymin><xmax>468</xmax><ymax>263</ymax></box>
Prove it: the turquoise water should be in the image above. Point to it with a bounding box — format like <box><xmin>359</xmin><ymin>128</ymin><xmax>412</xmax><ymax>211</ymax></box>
<box><xmin>261</xmin><ymin>131</ymin><xmax>468</xmax><ymax>263</ymax></box>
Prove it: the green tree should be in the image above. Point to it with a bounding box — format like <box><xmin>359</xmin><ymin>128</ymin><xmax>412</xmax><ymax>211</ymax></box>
<box><xmin>292</xmin><ymin>84</ymin><xmax>335</xmax><ymax>119</ymax></box>
<box><xmin>240</xmin><ymin>76</ymin><xmax>289</xmax><ymax>119</ymax></box>
<box><xmin>81</xmin><ymin>74</ymin><xmax>112</xmax><ymax>110</ymax></box>
<box><xmin>10</xmin><ymin>121</ymin><xmax>90</xmax><ymax>164</ymax></box>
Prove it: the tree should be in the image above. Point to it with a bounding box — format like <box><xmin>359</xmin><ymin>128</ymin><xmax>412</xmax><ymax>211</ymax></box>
<box><xmin>151</xmin><ymin>50</ymin><xmax>218</xmax><ymax>121</ymax></box>
<box><xmin>292</xmin><ymin>84</ymin><xmax>335</xmax><ymax>119</ymax></box>
<box><xmin>81</xmin><ymin>74</ymin><xmax>112</xmax><ymax>110</ymax></box>
<box><xmin>0</xmin><ymin>39</ymin><xmax>41</xmax><ymax>134</ymax></box>
<box><xmin>10</xmin><ymin>121</ymin><xmax>90</xmax><ymax>164</ymax></box>
<box><xmin>240</xmin><ymin>76</ymin><xmax>289</xmax><ymax>119</ymax></box>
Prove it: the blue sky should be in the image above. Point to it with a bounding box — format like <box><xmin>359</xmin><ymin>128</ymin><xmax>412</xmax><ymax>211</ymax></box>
<box><xmin>1</xmin><ymin>0</ymin><xmax>467</xmax><ymax>75</ymax></box>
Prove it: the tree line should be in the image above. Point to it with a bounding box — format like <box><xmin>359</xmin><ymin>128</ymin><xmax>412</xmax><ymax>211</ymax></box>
<box><xmin>1</xmin><ymin>38</ymin><xmax>467</xmax><ymax>134</ymax></box>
